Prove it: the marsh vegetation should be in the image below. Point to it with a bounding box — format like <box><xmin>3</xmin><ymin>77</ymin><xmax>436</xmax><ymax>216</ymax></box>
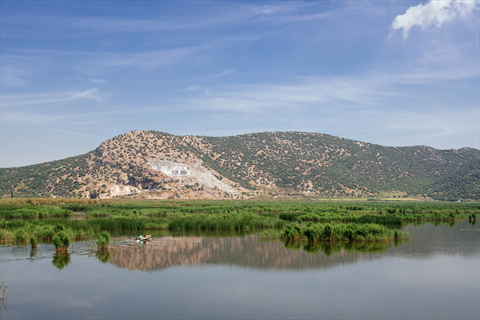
<box><xmin>0</xmin><ymin>198</ymin><xmax>477</xmax><ymax>249</ymax></box>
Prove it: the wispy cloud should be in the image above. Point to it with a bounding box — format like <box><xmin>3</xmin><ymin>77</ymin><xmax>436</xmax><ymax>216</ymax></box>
<box><xmin>172</xmin><ymin>60</ymin><xmax>477</xmax><ymax>115</ymax></box>
<box><xmin>89</xmin><ymin>78</ymin><xmax>108</xmax><ymax>83</ymax></box>
<box><xmin>1</xmin><ymin>111</ymin><xmax>75</xmax><ymax>124</ymax></box>
<box><xmin>185</xmin><ymin>85</ymin><xmax>201</xmax><ymax>91</ymax></box>
<box><xmin>179</xmin><ymin>76</ymin><xmax>398</xmax><ymax>113</ymax></box>
<box><xmin>1</xmin><ymin>88</ymin><xmax>104</xmax><ymax>107</ymax></box>
<box><xmin>50</xmin><ymin>129</ymin><xmax>108</xmax><ymax>139</ymax></box>
<box><xmin>0</xmin><ymin>67</ymin><xmax>31</xmax><ymax>87</ymax></box>
<box><xmin>5</xmin><ymin>3</ymin><xmax>305</xmax><ymax>35</ymax></box>
<box><xmin>6</xmin><ymin>45</ymin><xmax>208</xmax><ymax>73</ymax></box>
<box><xmin>90</xmin><ymin>46</ymin><xmax>208</xmax><ymax>70</ymax></box>
<box><xmin>176</xmin><ymin>69</ymin><xmax>235</xmax><ymax>84</ymax></box>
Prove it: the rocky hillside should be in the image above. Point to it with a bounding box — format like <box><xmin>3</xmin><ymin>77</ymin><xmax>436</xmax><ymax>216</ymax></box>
<box><xmin>1</xmin><ymin>130</ymin><xmax>479</xmax><ymax>200</ymax></box>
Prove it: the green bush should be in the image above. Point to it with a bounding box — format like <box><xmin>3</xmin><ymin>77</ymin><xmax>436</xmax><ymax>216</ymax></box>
<box><xmin>282</xmin><ymin>222</ymin><xmax>410</xmax><ymax>243</ymax></box>
<box><xmin>30</xmin><ymin>236</ymin><xmax>38</xmax><ymax>248</ymax></box>
<box><xmin>33</xmin><ymin>225</ymin><xmax>56</xmax><ymax>240</ymax></box>
<box><xmin>52</xmin><ymin>231</ymin><xmax>70</xmax><ymax>252</ymax></box>
<box><xmin>167</xmin><ymin>213</ymin><xmax>284</xmax><ymax>231</ymax></box>
<box><xmin>96</xmin><ymin>231</ymin><xmax>111</xmax><ymax>249</ymax></box>
<box><xmin>54</xmin><ymin>222</ymin><xmax>65</xmax><ymax>232</ymax></box>
<box><xmin>14</xmin><ymin>229</ymin><xmax>28</xmax><ymax>245</ymax></box>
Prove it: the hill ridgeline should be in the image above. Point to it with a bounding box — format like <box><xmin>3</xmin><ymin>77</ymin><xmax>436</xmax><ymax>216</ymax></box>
<box><xmin>1</xmin><ymin>131</ymin><xmax>478</xmax><ymax>201</ymax></box>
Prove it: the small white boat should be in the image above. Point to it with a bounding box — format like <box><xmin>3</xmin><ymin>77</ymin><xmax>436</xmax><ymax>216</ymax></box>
<box><xmin>134</xmin><ymin>235</ymin><xmax>152</xmax><ymax>242</ymax></box>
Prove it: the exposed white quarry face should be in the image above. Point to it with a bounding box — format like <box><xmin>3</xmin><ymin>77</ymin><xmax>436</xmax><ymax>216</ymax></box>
<box><xmin>147</xmin><ymin>159</ymin><xmax>237</xmax><ymax>194</ymax></box>
<box><xmin>148</xmin><ymin>160</ymin><xmax>191</xmax><ymax>177</ymax></box>
<box><xmin>103</xmin><ymin>184</ymin><xmax>139</xmax><ymax>198</ymax></box>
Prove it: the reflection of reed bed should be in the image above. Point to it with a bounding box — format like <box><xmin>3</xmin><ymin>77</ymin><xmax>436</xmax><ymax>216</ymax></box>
<box><xmin>95</xmin><ymin>249</ymin><xmax>111</xmax><ymax>263</ymax></box>
<box><xmin>52</xmin><ymin>252</ymin><xmax>71</xmax><ymax>270</ymax></box>
<box><xmin>304</xmin><ymin>241</ymin><xmax>392</xmax><ymax>256</ymax></box>
<box><xmin>281</xmin><ymin>222</ymin><xmax>409</xmax><ymax>243</ymax></box>
<box><xmin>282</xmin><ymin>239</ymin><xmax>404</xmax><ymax>256</ymax></box>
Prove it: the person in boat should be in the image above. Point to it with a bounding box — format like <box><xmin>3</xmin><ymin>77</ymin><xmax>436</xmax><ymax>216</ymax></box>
<box><xmin>138</xmin><ymin>235</ymin><xmax>143</xmax><ymax>241</ymax></box>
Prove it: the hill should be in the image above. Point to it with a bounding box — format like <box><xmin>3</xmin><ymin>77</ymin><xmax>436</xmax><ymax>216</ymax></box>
<box><xmin>1</xmin><ymin>131</ymin><xmax>479</xmax><ymax>200</ymax></box>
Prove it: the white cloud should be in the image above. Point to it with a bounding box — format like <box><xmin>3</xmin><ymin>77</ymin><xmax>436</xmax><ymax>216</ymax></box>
<box><xmin>390</xmin><ymin>0</ymin><xmax>478</xmax><ymax>38</ymax></box>
<box><xmin>0</xmin><ymin>88</ymin><xmax>104</xmax><ymax>107</ymax></box>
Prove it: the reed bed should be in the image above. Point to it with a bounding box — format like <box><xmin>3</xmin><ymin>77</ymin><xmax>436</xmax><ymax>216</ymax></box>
<box><xmin>0</xmin><ymin>220</ymin><xmax>94</xmax><ymax>245</ymax></box>
<box><xmin>282</xmin><ymin>222</ymin><xmax>409</xmax><ymax>243</ymax></box>
<box><xmin>357</xmin><ymin>214</ymin><xmax>404</xmax><ymax>226</ymax></box>
<box><xmin>285</xmin><ymin>211</ymin><xmax>462</xmax><ymax>226</ymax></box>
<box><xmin>96</xmin><ymin>231</ymin><xmax>111</xmax><ymax>249</ymax></box>
<box><xmin>2</xmin><ymin>199</ymin><xmax>478</xmax><ymax>223</ymax></box>
<box><xmin>0</xmin><ymin>206</ymin><xmax>73</xmax><ymax>219</ymax></box>
<box><xmin>289</xmin><ymin>212</ymin><xmax>359</xmax><ymax>223</ymax></box>
<box><xmin>85</xmin><ymin>208</ymin><xmax>181</xmax><ymax>218</ymax></box>
<box><xmin>53</xmin><ymin>231</ymin><xmax>71</xmax><ymax>252</ymax></box>
<box><xmin>398</xmin><ymin>212</ymin><xmax>465</xmax><ymax>222</ymax></box>
<box><xmin>168</xmin><ymin>213</ymin><xmax>285</xmax><ymax>231</ymax></box>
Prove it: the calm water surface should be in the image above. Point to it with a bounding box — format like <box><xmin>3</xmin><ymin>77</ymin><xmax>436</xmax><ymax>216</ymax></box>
<box><xmin>1</xmin><ymin>220</ymin><xmax>479</xmax><ymax>319</ymax></box>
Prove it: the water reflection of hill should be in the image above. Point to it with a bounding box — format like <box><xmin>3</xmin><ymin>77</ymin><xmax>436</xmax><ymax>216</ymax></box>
<box><xmin>108</xmin><ymin>220</ymin><xmax>478</xmax><ymax>272</ymax></box>
<box><xmin>108</xmin><ymin>235</ymin><xmax>393</xmax><ymax>271</ymax></box>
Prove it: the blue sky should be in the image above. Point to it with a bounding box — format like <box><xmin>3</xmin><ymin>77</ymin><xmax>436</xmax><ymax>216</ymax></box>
<box><xmin>1</xmin><ymin>1</ymin><xmax>479</xmax><ymax>167</ymax></box>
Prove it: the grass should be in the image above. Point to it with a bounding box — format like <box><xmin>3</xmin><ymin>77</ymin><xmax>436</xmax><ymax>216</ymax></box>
<box><xmin>2</xmin><ymin>198</ymin><xmax>478</xmax><ymax>221</ymax></box>
<box><xmin>0</xmin><ymin>206</ymin><xmax>73</xmax><ymax>219</ymax></box>
<box><xmin>0</xmin><ymin>212</ymin><xmax>283</xmax><ymax>244</ymax></box>
<box><xmin>357</xmin><ymin>214</ymin><xmax>404</xmax><ymax>226</ymax></box>
<box><xmin>96</xmin><ymin>231</ymin><xmax>111</xmax><ymax>249</ymax></box>
<box><xmin>399</xmin><ymin>211</ymin><xmax>465</xmax><ymax>222</ymax></box>
<box><xmin>30</xmin><ymin>236</ymin><xmax>38</xmax><ymax>248</ymax></box>
<box><xmin>0</xmin><ymin>199</ymin><xmax>474</xmax><ymax>247</ymax></box>
<box><xmin>282</xmin><ymin>222</ymin><xmax>410</xmax><ymax>243</ymax></box>
<box><xmin>167</xmin><ymin>213</ymin><xmax>285</xmax><ymax>231</ymax></box>
<box><xmin>0</xmin><ymin>220</ymin><xmax>95</xmax><ymax>245</ymax></box>
<box><xmin>52</xmin><ymin>231</ymin><xmax>71</xmax><ymax>252</ymax></box>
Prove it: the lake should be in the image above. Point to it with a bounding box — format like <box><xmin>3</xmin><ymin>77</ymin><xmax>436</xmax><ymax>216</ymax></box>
<box><xmin>1</xmin><ymin>219</ymin><xmax>478</xmax><ymax>319</ymax></box>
